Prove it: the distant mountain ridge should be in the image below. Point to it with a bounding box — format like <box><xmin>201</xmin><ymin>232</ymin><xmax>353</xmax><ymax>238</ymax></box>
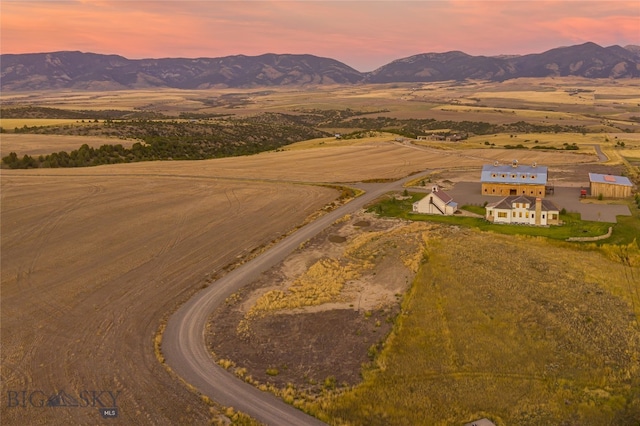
<box><xmin>2</xmin><ymin>42</ymin><xmax>639</xmax><ymax>91</ymax></box>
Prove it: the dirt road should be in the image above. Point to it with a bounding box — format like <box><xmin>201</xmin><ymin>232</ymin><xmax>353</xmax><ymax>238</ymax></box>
<box><xmin>162</xmin><ymin>173</ymin><xmax>425</xmax><ymax>425</ymax></box>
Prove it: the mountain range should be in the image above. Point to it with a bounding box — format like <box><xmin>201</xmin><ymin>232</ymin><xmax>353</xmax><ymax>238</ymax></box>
<box><xmin>1</xmin><ymin>42</ymin><xmax>639</xmax><ymax>91</ymax></box>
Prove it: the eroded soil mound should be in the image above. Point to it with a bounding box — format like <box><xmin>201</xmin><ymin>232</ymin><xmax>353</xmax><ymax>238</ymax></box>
<box><xmin>207</xmin><ymin>212</ymin><xmax>432</xmax><ymax>390</ymax></box>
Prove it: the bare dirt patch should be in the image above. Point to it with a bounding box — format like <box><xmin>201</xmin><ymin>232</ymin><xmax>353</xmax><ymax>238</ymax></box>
<box><xmin>207</xmin><ymin>212</ymin><xmax>431</xmax><ymax>390</ymax></box>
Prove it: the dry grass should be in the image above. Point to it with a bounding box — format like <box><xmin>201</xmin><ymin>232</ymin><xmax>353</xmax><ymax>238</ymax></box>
<box><xmin>468</xmin><ymin>89</ymin><xmax>594</xmax><ymax>107</ymax></box>
<box><xmin>284</xmin><ymin>133</ymin><xmax>393</xmax><ymax>150</ymax></box>
<box><xmin>462</xmin><ymin>132</ymin><xmax>600</xmax><ymax>149</ymax></box>
<box><xmin>75</xmin><ymin>141</ymin><xmax>590</xmax><ymax>184</ymax></box>
<box><xmin>238</xmin><ymin>221</ymin><xmax>432</xmax><ymax>337</ymax></box>
<box><xmin>238</xmin><ymin>258</ymin><xmax>359</xmax><ymax>336</ymax></box>
<box><xmin>0</xmin><ymin>118</ymin><xmax>84</xmax><ymax>128</ymax></box>
<box><xmin>432</xmin><ymin>104</ymin><xmax>582</xmax><ymax>120</ymax></box>
<box><xmin>0</xmin><ymin>133</ymin><xmax>138</xmax><ymax>156</ymax></box>
<box><xmin>314</xmin><ymin>229</ymin><xmax>640</xmax><ymax>425</ymax></box>
<box><xmin>4</xmin><ymin>79</ymin><xmax>638</xmax><ymax>126</ymax></box>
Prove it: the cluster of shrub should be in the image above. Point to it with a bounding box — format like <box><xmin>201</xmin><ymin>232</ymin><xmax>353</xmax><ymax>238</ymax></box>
<box><xmin>502</xmin><ymin>142</ymin><xmax>579</xmax><ymax>150</ymax></box>
<box><xmin>337</xmin><ymin>117</ymin><xmax>589</xmax><ymax>139</ymax></box>
<box><xmin>2</xmin><ymin>106</ymin><xmax>166</xmax><ymax>120</ymax></box>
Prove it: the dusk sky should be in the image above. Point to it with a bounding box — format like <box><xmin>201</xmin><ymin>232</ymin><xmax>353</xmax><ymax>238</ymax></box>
<box><xmin>1</xmin><ymin>1</ymin><xmax>639</xmax><ymax>72</ymax></box>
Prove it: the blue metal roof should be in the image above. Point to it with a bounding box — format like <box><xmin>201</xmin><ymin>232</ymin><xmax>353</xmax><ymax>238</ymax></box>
<box><xmin>481</xmin><ymin>164</ymin><xmax>547</xmax><ymax>185</ymax></box>
<box><xmin>588</xmin><ymin>173</ymin><xmax>633</xmax><ymax>187</ymax></box>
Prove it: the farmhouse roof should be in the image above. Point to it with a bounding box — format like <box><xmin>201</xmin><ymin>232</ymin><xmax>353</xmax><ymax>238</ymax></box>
<box><xmin>481</xmin><ymin>164</ymin><xmax>547</xmax><ymax>185</ymax></box>
<box><xmin>588</xmin><ymin>173</ymin><xmax>633</xmax><ymax>187</ymax></box>
<box><xmin>486</xmin><ymin>195</ymin><xmax>559</xmax><ymax>212</ymax></box>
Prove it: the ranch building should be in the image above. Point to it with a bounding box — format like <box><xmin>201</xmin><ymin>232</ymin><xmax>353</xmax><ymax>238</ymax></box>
<box><xmin>588</xmin><ymin>173</ymin><xmax>633</xmax><ymax>198</ymax></box>
<box><xmin>481</xmin><ymin>161</ymin><xmax>548</xmax><ymax>198</ymax></box>
<box><xmin>412</xmin><ymin>186</ymin><xmax>457</xmax><ymax>215</ymax></box>
<box><xmin>486</xmin><ymin>195</ymin><xmax>560</xmax><ymax>226</ymax></box>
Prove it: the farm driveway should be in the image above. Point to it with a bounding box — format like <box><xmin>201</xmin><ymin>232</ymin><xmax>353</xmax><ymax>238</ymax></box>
<box><xmin>162</xmin><ymin>172</ymin><xmax>428</xmax><ymax>426</ymax></box>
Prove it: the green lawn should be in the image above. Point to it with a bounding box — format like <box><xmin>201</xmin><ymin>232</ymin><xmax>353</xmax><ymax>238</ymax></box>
<box><xmin>368</xmin><ymin>193</ymin><xmax>615</xmax><ymax>242</ymax></box>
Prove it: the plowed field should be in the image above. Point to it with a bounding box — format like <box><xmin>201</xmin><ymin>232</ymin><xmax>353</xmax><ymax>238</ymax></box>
<box><xmin>1</xmin><ymin>167</ymin><xmax>336</xmax><ymax>424</ymax></box>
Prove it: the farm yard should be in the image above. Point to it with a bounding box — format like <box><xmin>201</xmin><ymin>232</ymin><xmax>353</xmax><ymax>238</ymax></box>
<box><xmin>1</xmin><ymin>79</ymin><xmax>639</xmax><ymax>425</ymax></box>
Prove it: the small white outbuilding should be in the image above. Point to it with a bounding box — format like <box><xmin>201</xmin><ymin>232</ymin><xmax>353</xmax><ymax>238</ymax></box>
<box><xmin>412</xmin><ymin>186</ymin><xmax>458</xmax><ymax>215</ymax></box>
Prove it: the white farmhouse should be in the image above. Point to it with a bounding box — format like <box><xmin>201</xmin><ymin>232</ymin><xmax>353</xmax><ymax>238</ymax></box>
<box><xmin>486</xmin><ymin>195</ymin><xmax>560</xmax><ymax>226</ymax></box>
<box><xmin>412</xmin><ymin>186</ymin><xmax>458</xmax><ymax>215</ymax></box>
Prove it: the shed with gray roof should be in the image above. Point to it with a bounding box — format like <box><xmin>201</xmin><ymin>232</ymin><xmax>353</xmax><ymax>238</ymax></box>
<box><xmin>589</xmin><ymin>173</ymin><xmax>633</xmax><ymax>198</ymax></box>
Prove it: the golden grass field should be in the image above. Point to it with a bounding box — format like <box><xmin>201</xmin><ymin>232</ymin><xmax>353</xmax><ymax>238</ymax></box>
<box><xmin>1</xmin><ymin>79</ymin><xmax>639</xmax><ymax>425</ymax></box>
<box><xmin>0</xmin><ymin>133</ymin><xmax>138</xmax><ymax>156</ymax></box>
<box><xmin>0</xmin><ymin>118</ymin><xmax>85</xmax><ymax>129</ymax></box>
<box><xmin>314</xmin><ymin>229</ymin><xmax>640</xmax><ymax>425</ymax></box>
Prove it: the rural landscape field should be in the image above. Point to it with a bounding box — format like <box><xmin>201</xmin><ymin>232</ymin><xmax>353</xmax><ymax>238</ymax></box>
<box><xmin>2</xmin><ymin>78</ymin><xmax>640</xmax><ymax>425</ymax></box>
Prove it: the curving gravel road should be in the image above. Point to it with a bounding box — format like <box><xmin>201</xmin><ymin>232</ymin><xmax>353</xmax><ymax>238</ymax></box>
<box><xmin>162</xmin><ymin>173</ymin><xmax>425</xmax><ymax>425</ymax></box>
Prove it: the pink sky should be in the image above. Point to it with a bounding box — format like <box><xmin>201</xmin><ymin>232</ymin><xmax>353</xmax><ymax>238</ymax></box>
<box><xmin>1</xmin><ymin>1</ymin><xmax>638</xmax><ymax>71</ymax></box>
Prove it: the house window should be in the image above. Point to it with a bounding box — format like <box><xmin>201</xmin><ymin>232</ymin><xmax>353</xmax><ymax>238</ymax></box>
<box><xmin>484</xmin><ymin>188</ymin><xmax>488</xmax><ymax>193</ymax></box>
<box><xmin>531</xmin><ymin>175</ymin><xmax>536</xmax><ymax>179</ymax></box>
<box><xmin>551</xmin><ymin>214</ymin><xmax>558</xmax><ymax>220</ymax></box>
<box><xmin>519</xmin><ymin>212</ymin><xmax>522</xmax><ymax>217</ymax></box>
<box><xmin>492</xmin><ymin>174</ymin><xmax>496</xmax><ymax>178</ymax></box>
<box><xmin>531</xmin><ymin>213</ymin><xmax>535</xmax><ymax>218</ymax></box>
<box><xmin>521</xmin><ymin>175</ymin><xmax>526</xmax><ymax>179</ymax></box>
<box><xmin>511</xmin><ymin>174</ymin><xmax>516</xmax><ymax>179</ymax></box>
<box><xmin>492</xmin><ymin>189</ymin><xmax>495</xmax><ymax>193</ymax></box>
<box><xmin>526</xmin><ymin>212</ymin><xmax>529</xmax><ymax>218</ymax></box>
<box><xmin>498</xmin><ymin>212</ymin><xmax>507</xmax><ymax>218</ymax></box>
<box><xmin>542</xmin><ymin>214</ymin><xmax>546</xmax><ymax>219</ymax></box>
<box><xmin>512</xmin><ymin>211</ymin><xmax>516</xmax><ymax>217</ymax></box>
<box><xmin>501</xmin><ymin>174</ymin><xmax>506</xmax><ymax>178</ymax></box>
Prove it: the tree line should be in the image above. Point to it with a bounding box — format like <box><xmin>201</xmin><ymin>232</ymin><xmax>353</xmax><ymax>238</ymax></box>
<box><xmin>2</xmin><ymin>113</ymin><xmax>329</xmax><ymax>169</ymax></box>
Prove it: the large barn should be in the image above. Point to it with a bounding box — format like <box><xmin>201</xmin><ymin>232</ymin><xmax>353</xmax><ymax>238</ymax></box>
<box><xmin>589</xmin><ymin>173</ymin><xmax>633</xmax><ymax>198</ymax></box>
<box><xmin>481</xmin><ymin>161</ymin><xmax>548</xmax><ymax>198</ymax></box>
